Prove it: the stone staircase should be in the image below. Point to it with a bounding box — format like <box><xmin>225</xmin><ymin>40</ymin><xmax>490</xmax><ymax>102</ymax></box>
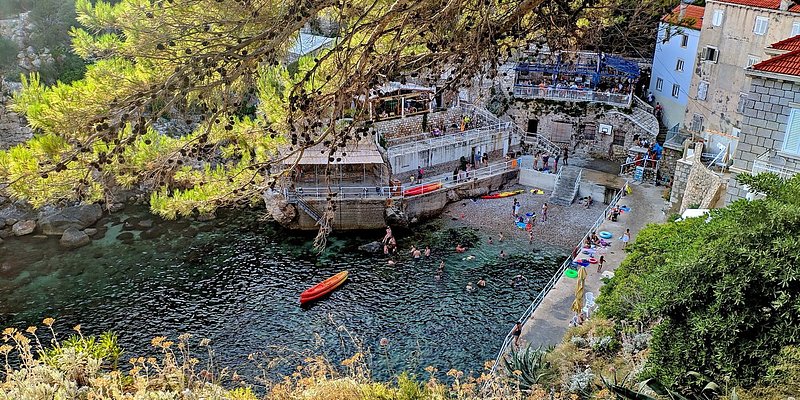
<box><xmin>609</xmin><ymin>96</ymin><xmax>659</xmax><ymax>138</ymax></box>
<box><xmin>549</xmin><ymin>166</ymin><xmax>582</xmax><ymax>206</ymax></box>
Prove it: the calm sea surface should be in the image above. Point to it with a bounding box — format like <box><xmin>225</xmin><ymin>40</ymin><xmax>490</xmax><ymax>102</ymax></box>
<box><xmin>0</xmin><ymin>207</ymin><xmax>565</xmax><ymax>379</ymax></box>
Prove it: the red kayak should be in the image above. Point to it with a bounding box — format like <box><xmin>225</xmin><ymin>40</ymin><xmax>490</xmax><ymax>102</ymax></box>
<box><xmin>403</xmin><ymin>182</ymin><xmax>442</xmax><ymax>196</ymax></box>
<box><xmin>300</xmin><ymin>271</ymin><xmax>348</xmax><ymax>304</ymax></box>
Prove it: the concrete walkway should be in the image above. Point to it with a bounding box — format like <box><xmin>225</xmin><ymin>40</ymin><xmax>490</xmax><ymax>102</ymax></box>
<box><xmin>518</xmin><ymin>181</ymin><xmax>668</xmax><ymax>349</ymax></box>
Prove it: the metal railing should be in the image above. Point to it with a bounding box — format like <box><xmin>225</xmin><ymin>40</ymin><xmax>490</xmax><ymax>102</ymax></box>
<box><xmin>752</xmin><ymin>150</ymin><xmax>800</xmax><ymax>180</ymax></box>
<box><xmin>619</xmin><ymin>159</ymin><xmax>660</xmax><ymax>183</ymax></box>
<box><xmin>387</xmin><ymin>122</ymin><xmax>513</xmax><ymax>157</ymax></box>
<box><xmin>513</xmin><ymin>86</ymin><xmax>632</xmax><ymax>108</ymax></box>
<box><xmin>631</xmin><ymin>94</ymin><xmax>653</xmax><ymax>114</ymax></box>
<box><xmin>482</xmin><ymin>181</ymin><xmax>628</xmax><ymax>389</ymax></box>
<box><xmin>287</xmin><ymin>158</ymin><xmax>522</xmax><ymax>201</ymax></box>
<box><xmin>663</xmin><ymin>124</ymin><xmax>688</xmax><ymax>150</ymax></box>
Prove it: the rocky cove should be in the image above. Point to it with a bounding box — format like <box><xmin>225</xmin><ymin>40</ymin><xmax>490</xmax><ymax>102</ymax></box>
<box><xmin>0</xmin><ymin>201</ymin><xmax>568</xmax><ymax>379</ymax></box>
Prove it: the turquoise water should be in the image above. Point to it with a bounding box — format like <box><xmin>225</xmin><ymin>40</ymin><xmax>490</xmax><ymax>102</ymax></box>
<box><xmin>0</xmin><ymin>208</ymin><xmax>565</xmax><ymax>379</ymax></box>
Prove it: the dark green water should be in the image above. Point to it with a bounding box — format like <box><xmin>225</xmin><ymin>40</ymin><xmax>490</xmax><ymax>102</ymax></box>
<box><xmin>0</xmin><ymin>208</ymin><xmax>565</xmax><ymax>379</ymax></box>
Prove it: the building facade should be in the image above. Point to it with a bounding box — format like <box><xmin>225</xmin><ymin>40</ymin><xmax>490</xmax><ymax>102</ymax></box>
<box><xmin>726</xmin><ymin>36</ymin><xmax>800</xmax><ymax>202</ymax></box>
<box><xmin>683</xmin><ymin>0</ymin><xmax>800</xmax><ymax>160</ymax></box>
<box><xmin>650</xmin><ymin>3</ymin><xmax>704</xmax><ymax>130</ymax></box>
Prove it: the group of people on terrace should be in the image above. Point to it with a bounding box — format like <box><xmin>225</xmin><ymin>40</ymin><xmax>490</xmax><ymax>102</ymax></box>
<box><xmin>532</xmin><ymin>146</ymin><xmax>569</xmax><ymax>174</ymax></box>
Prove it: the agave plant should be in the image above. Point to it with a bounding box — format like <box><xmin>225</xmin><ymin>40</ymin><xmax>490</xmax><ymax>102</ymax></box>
<box><xmin>602</xmin><ymin>371</ymin><xmax>739</xmax><ymax>400</ymax></box>
<box><xmin>502</xmin><ymin>345</ymin><xmax>554</xmax><ymax>391</ymax></box>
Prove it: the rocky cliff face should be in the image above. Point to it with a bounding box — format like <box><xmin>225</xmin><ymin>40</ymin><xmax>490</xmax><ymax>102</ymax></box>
<box><xmin>1</xmin><ymin>81</ymin><xmax>34</xmax><ymax>150</ymax></box>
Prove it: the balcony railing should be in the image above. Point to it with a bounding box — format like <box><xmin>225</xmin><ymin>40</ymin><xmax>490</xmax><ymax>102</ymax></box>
<box><xmin>752</xmin><ymin>150</ymin><xmax>800</xmax><ymax>180</ymax></box>
<box><xmin>663</xmin><ymin>124</ymin><xmax>689</xmax><ymax>150</ymax></box>
<box><xmin>513</xmin><ymin>85</ymin><xmax>632</xmax><ymax>107</ymax></box>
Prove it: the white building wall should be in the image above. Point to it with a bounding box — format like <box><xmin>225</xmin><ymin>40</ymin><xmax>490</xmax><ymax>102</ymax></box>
<box><xmin>649</xmin><ymin>21</ymin><xmax>701</xmax><ymax>130</ymax></box>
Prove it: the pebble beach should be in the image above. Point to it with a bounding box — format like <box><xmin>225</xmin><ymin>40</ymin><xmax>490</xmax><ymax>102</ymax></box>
<box><xmin>440</xmin><ymin>184</ymin><xmax>606</xmax><ymax>251</ymax></box>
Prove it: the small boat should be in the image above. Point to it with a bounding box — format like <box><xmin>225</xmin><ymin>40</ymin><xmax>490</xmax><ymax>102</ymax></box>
<box><xmin>480</xmin><ymin>189</ymin><xmax>524</xmax><ymax>199</ymax></box>
<box><xmin>300</xmin><ymin>271</ymin><xmax>348</xmax><ymax>304</ymax></box>
<box><xmin>403</xmin><ymin>182</ymin><xmax>442</xmax><ymax>196</ymax></box>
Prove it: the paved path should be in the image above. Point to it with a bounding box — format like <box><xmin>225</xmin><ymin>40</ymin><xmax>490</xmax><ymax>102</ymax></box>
<box><xmin>517</xmin><ymin>181</ymin><xmax>668</xmax><ymax>349</ymax></box>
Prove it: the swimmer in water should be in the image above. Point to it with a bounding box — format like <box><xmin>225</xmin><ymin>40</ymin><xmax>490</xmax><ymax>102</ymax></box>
<box><xmin>410</xmin><ymin>246</ymin><xmax>422</xmax><ymax>259</ymax></box>
<box><xmin>387</xmin><ymin>260</ymin><xmax>396</xmax><ymax>266</ymax></box>
<box><xmin>500</xmin><ymin>250</ymin><xmax>506</xmax><ymax>259</ymax></box>
<box><xmin>466</xmin><ymin>282</ymin><xmax>474</xmax><ymax>292</ymax></box>
<box><xmin>477</xmin><ymin>277</ymin><xmax>486</xmax><ymax>287</ymax></box>
<box><xmin>456</xmin><ymin>244</ymin><xmax>467</xmax><ymax>253</ymax></box>
<box><xmin>424</xmin><ymin>246</ymin><xmax>431</xmax><ymax>258</ymax></box>
<box><xmin>488</xmin><ymin>237</ymin><xmax>493</xmax><ymax>245</ymax></box>
<box><xmin>465</xmin><ymin>255</ymin><xmax>476</xmax><ymax>261</ymax></box>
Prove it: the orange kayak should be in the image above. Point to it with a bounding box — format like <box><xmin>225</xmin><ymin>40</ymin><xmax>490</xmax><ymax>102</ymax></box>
<box><xmin>300</xmin><ymin>271</ymin><xmax>348</xmax><ymax>304</ymax></box>
<box><xmin>403</xmin><ymin>182</ymin><xmax>442</xmax><ymax>196</ymax></box>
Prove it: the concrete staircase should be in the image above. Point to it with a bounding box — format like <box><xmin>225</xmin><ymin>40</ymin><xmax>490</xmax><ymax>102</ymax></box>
<box><xmin>286</xmin><ymin>190</ymin><xmax>331</xmax><ymax>232</ymax></box>
<box><xmin>549</xmin><ymin>166</ymin><xmax>582</xmax><ymax>206</ymax></box>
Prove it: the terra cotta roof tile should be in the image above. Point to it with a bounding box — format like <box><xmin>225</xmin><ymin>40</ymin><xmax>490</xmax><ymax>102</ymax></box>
<box><xmin>662</xmin><ymin>4</ymin><xmax>705</xmax><ymax>29</ymax></box>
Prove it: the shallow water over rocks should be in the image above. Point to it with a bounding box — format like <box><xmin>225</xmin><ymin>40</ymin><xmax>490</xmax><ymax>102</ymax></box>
<box><xmin>0</xmin><ymin>207</ymin><xmax>565</xmax><ymax>379</ymax></box>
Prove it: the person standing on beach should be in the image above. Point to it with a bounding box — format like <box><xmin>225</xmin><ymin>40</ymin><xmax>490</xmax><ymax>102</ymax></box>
<box><xmin>563</xmin><ymin>147</ymin><xmax>569</xmax><ymax>166</ymax></box>
<box><xmin>622</xmin><ymin>229</ymin><xmax>631</xmax><ymax>249</ymax></box>
<box><xmin>541</xmin><ymin>203</ymin><xmax>548</xmax><ymax>222</ymax></box>
<box><xmin>529</xmin><ymin>230</ymin><xmax>534</xmax><ymax>244</ymax></box>
<box><xmin>512</xmin><ymin>198</ymin><xmax>520</xmax><ymax>217</ymax></box>
<box><xmin>597</xmin><ymin>255</ymin><xmax>605</xmax><ymax>273</ymax></box>
<box><xmin>499</xmin><ymin>232</ymin><xmax>504</xmax><ymax>242</ymax></box>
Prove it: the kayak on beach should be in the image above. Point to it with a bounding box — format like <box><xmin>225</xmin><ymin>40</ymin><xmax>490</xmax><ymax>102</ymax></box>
<box><xmin>481</xmin><ymin>190</ymin><xmax>524</xmax><ymax>199</ymax></box>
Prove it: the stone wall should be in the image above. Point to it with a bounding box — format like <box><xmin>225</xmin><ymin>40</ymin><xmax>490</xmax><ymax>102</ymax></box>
<box><xmin>504</xmin><ymin>100</ymin><xmax>656</xmax><ymax>161</ymax></box>
<box><xmin>0</xmin><ymin>84</ymin><xmax>33</xmax><ymax>150</ymax></box>
<box><xmin>374</xmin><ymin>108</ymin><xmax>464</xmax><ymax>143</ymax></box>
<box><xmin>730</xmin><ymin>75</ymin><xmax>800</xmax><ymax>172</ymax></box>
<box><xmin>679</xmin><ymin>144</ymin><xmax>728</xmax><ymax>213</ymax></box>
<box><xmin>670</xmin><ymin>157</ymin><xmax>692</xmax><ymax>208</ymax></box>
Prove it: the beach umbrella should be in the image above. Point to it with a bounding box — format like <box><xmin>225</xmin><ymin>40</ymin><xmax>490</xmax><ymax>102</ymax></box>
<box><xmin>572</xmin><ymin>267</ymin><xmax>588</xmax><ymax>314</ymax></box>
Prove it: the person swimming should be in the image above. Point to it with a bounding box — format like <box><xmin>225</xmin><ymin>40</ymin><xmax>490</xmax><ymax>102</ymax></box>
<box><xmin>466</xmin><ymin>282</ymin><xmax>475</xmax><ymax>292</ymax></box>
<box><xmin>500</xmin><ymin>250</ymin><xmax>506</xmax><ymax>258</ymax></box>
<box><xmin>424</xmin><ymin>246</ymin><xmax>431</xmax><ymax>258</ymax></box>
<box><xmin>455</xmin><ymin>244</ymin><xmax>467</xmax><ymax>253</ymax></box>
<box><xmin>477</xmin><ymin>277</ymin><xmax>486</xmax><ymax>287</ymax></box>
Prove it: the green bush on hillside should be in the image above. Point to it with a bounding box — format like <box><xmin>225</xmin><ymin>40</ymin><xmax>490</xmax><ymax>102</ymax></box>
<box><xmin>597</xmin><ymin>173</ymin><xmax>800</xmax><ymax>388</ymax></box>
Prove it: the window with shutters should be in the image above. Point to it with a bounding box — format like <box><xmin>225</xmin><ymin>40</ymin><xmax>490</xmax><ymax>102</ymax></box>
<box><xmin>737</xmin><ymin>93</ymin><xmax>748</xmax><ymax>114</ymax></box>
<box><xmin>656</xmin><ymin>77</ymin><xmax>663</xmax><ymax>91</ymax></box>
<box><xmin>676</xmin><ymin>59</ymin><xmax>685</xmax><ymax>71</ymax></box>
<box><xmin>690</xmin><ymin>114</ymin><xmax>704</xmax><ymax>133</ymax></box>
<box><xmin>712</xmin><ymin>10</ymin><xmax>724</xmax><ymax>27</ymax></box>
<box><xmin>681</xmin><ymin>34</ymin><xmax>689</xmax><ymax>47</ymax></box>
<box><xmin>697</xmin><ymin>81</ymin><xmax>709</xmax><ymax>101</ymax></box>
<box><xmin>754</xmin><ymin>16</ymin><xmax>769</xmax><ymax>36</ymax></box>
<box><xmin>702</xmin><ymin>46</ymin><xmax>719</xmax><ymax>63</ymax></box>
<box><xmin>671</xmin><ymin>84</ymin><xmax>680</xmax><ymax>98</ymax></box>
<box><xmin>782</xmin><ymin>109</ymin><xmax>800</xmax><ymax>155</ymax></box>
<box><xmin>747</xmin><ymin>55</ymin><xmax>760</xmax><ymax>68</ymax></box>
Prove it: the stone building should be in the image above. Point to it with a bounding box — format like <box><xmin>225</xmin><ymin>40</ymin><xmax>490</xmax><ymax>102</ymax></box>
<box><xmin>682</xmin><ymin>0</ymin><xmax>800</xmax><ymax>162</ymax></box>
<box><xmin>650</xmin><ymin>2</ymin><xmax>704</xmax><ymax>131</ymax></box>
<box><xmin>504</xmin><ymin>50</ymin><xmax>659</xmax><ymax>163</ymax></box>
<box><xmin>725</xmin><ymin>35</ymin><xmax>800</xmax><ymax>202</ymax></box>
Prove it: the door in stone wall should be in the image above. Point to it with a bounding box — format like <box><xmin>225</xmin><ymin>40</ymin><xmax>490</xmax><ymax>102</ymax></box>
<box><xmin>551</xmin><ymin>121</ymin><xmax>572</xmax><ymax>143</ymax></box>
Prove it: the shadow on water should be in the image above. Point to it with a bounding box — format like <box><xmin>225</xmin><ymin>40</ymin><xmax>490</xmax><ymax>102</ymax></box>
<box><xmin>0</xmin><ymin>206</ymin><xmax>566</xmax><ymax>380</ymax></box>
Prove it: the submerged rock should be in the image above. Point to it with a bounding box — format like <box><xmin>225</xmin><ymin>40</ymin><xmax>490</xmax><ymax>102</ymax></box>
<box><xmin>60</xmin><ymin>227</ymin><xmax>91</xmax><ymax>249</ymax></box>
<box><xmin>358</xmin><ymin>241</ymin><xmax>383</xmax><ymax>253</ymax></box>
<box><xmin>116</xmin><ymin>232</ymin><xmax>134</xmax><ymax>241</ymax></box>
<box><xmin>12</xmin><ymin>219</ymin><xmax>35</xmax><ymax>236</ymax></box>
<box><xmin>38</xmin><ymin>204</ymin><xmax>103</xmax><ymax>235</ymax></box>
